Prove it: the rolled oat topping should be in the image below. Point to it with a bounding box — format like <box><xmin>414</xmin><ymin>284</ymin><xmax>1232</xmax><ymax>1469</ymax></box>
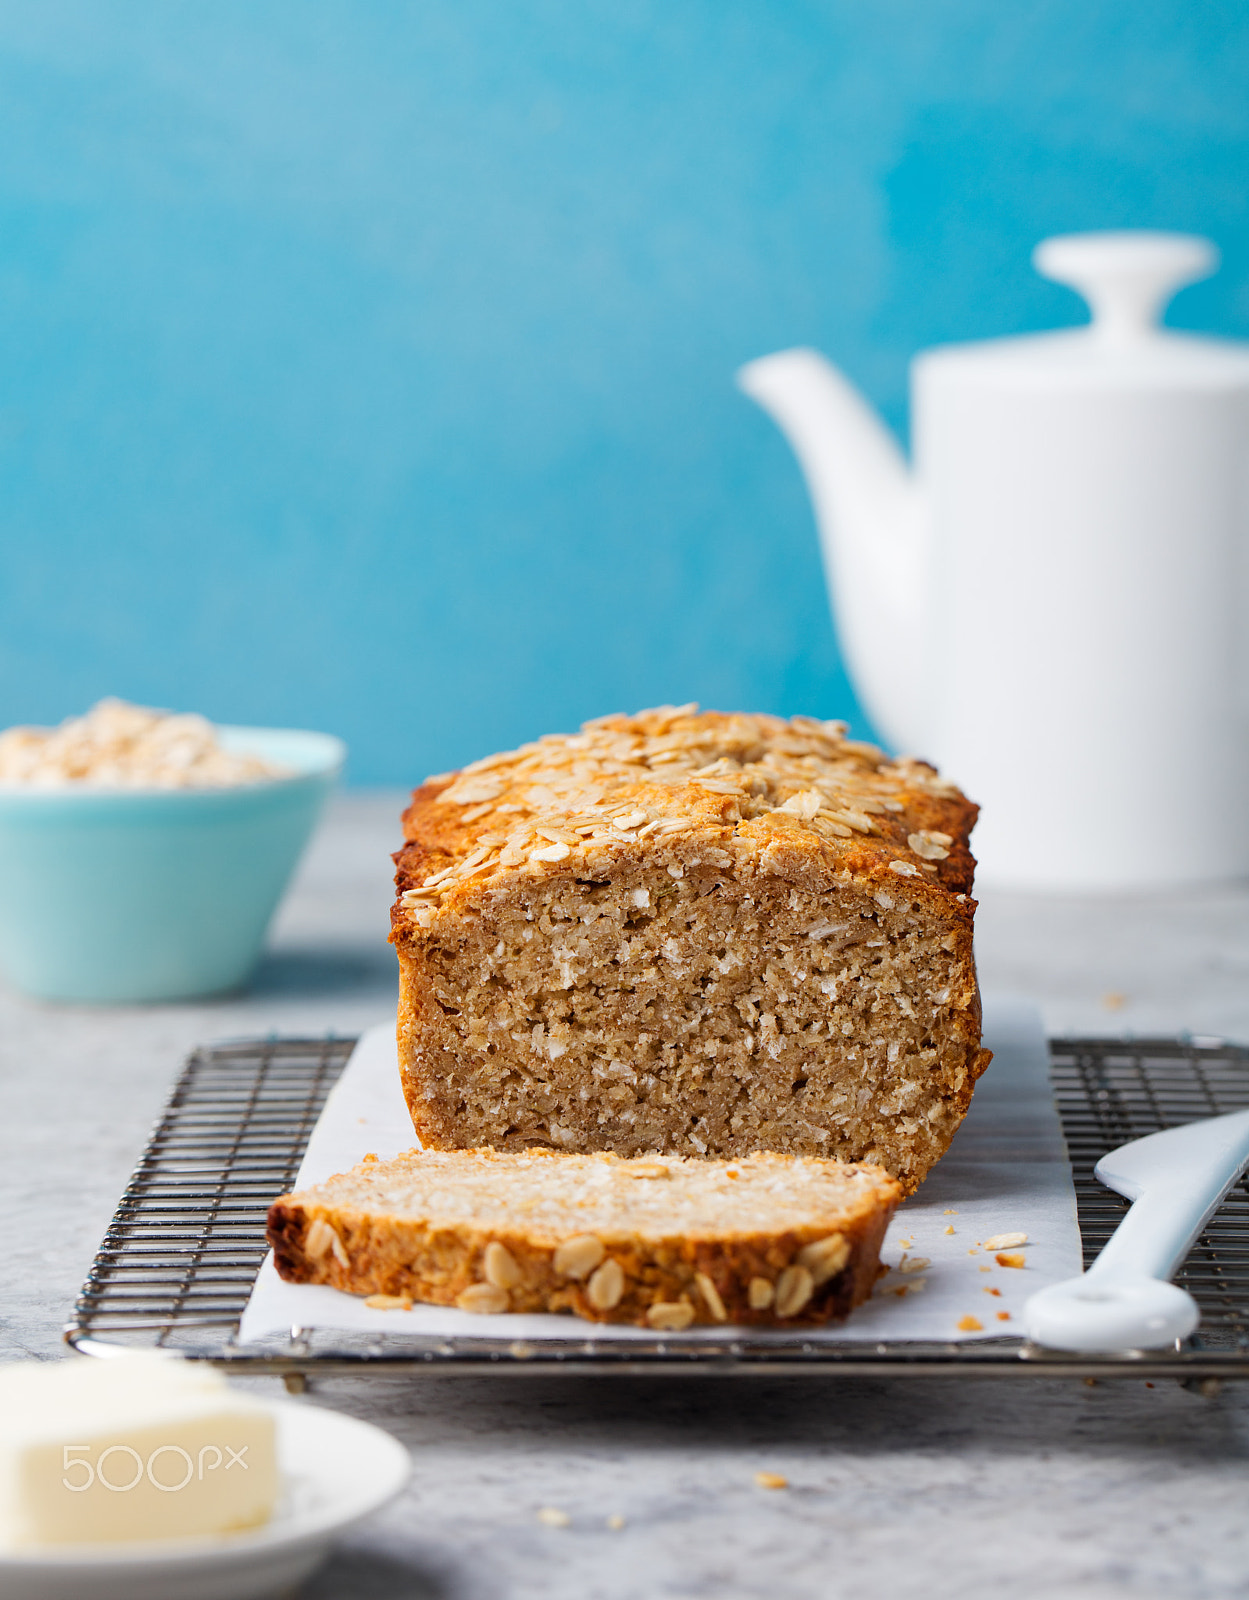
<box><xmin>401</xmin><ymin>706</ymin><xmax>968</xmax><ymax>919</ymax></box>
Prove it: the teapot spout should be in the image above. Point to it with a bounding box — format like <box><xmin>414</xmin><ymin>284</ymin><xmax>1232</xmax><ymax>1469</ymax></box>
<box><xmin>737</xmin><ymin>348</ymin><xmax>928</xmax><ymax>753</ymax></box>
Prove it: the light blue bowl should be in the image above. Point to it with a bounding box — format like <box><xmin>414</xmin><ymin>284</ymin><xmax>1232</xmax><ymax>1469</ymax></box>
<box><xmin>0</xmin><ymin>726</ymin><xmax>345</xmax><ymax>1003</ymax></box>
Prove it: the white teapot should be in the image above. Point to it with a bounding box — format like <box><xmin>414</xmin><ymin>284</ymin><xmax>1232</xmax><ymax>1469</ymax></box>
<box><xmin>738</xmin><ymin>232</ymin><xmax>1249</xmax><ymax>890</ymax></box>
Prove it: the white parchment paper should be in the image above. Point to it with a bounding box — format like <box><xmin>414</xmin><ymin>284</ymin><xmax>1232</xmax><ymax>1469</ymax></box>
<box><xmin>239</xmin><ymin>997</ymin><xmax>1081</xmax><ymax>1344</ymax></box>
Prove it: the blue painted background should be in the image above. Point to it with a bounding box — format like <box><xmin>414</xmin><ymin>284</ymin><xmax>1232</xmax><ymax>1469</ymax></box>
<box><xmin>1</xmin><ymin>2</ymin><xmax>1246</xmax><ymax>783</ymax></box>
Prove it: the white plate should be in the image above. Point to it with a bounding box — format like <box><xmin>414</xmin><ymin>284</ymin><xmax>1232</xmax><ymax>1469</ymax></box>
<box><xmin>0</xmin><ymin>1399</ymin><xmax>409</xmax><ymax>1600</ymax></box>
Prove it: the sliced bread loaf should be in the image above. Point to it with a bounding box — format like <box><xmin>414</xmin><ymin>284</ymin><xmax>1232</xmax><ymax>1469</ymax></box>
<box><xmin>267</xmin><ymin>1147</ymin><xmax>902</xmax><ymax>1328</ymax></box>
<box><xmin>390</xmin><ymin>706</ymin><xmax>990</xmax><ymax>1193</ymax></box>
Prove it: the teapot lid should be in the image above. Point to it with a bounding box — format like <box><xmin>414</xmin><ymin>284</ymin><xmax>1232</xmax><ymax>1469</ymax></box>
<box><xmin>916</xmin><ymin>231</ymin><xmax>1249</xmax><ymax>391</ymax></box>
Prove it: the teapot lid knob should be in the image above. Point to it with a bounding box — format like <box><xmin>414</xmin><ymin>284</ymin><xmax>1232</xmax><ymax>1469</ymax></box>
<box><xmin>1033</xmin><ymin>231</ymin><xmax>1218</xmax><ymax>344</ymax></box>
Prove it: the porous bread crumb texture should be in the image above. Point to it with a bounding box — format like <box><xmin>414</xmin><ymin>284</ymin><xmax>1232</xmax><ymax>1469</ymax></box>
<box><xmin>0</xmin><ymin>698</ymin><xmax>288</xmax><ymax>789</ymax></box>
<box><xmin>267</xmin><ymin>1147</ymin><xmax>902</xmax><ymax>1328</ymax></box>
<box><xmin>391</xmin><ymin>706</ymin><xmax>991</xmax><ymax>1194</ymax></box>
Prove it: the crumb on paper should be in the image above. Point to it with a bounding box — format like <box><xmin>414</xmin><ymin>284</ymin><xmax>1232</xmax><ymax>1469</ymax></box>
<box><xmin>943</xmin><ymin>1209</ymin><xmax>958</xmax><ymax>1215</ymax></box>
<box><xmin>896</xmin><ymin>1237</ymin><xmax>914</xmax><ymax>1249</ymax></box>
<box><xmin>957</xmin><ymin>1315</ymin><xmax>983</xmax><ymax>1332</ymax></box>
<box><xmin>900</xmin><ymin>1256</ymin><xmax>930</xmax><ymax>1274</ymax></box>
<box><xmin>755</xmin><ymin>1472</ymin><xmax>789</xmax><ymax>1490</ymax></box>
<box><xmin>983</xmin><ymin>1287</ymin><xmax>1002</xmax><ymax>1297</ymax></box>
<box><xmin>607</xmin><ymin>1514</ymin><xmax>626</xmax><ymax>1530</ymax></box>
<box><xmin>996</xmin><ymin>1252</ymin><xmax>1026</xmax><ymax>1269</ymax></box>
<box><xmin>537</xmin><ymin>1508</ymin><xmax>571</xmax><ymax>1528</ymax></box>
<box><xmin>997</xmin><ymin>1312</ymin><xmax>1011</xmax><ymax>1322</ymax></box>
<box><xmin>979</xmin><ymin>1265</ymin><xmax>993</xmax><ymax>1273</ymax></box>
<box><xmin>983</xmin><ymin>1232</ymin><xmax>1028</xmax><ymax>1251</ymax></box>
<box><xmin>943</xmin><ymin>1225</ymin><xmax>955</xmax><ymax>1235</ymax></box>
<box><xmin>1102</xmin><ymin>991</ymin><xmax>1128</xmax><ymax>1011</ymax></box>
<box><xmin>967</xmin><ymin>1248</ymin><xmax>979</xmax><ymax>1256</ymax></box>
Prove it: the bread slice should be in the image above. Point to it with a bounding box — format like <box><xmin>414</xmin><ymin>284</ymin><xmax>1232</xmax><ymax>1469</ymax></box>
<box><xmin>267</xmin><ymin>1148</ymin><xmax>902</xmax><ymax>1328</ymax></box>
<box><xmin>390</xmin><ymin>706</ymin><xmax>991</xmax><ymax>1194</ymax></box>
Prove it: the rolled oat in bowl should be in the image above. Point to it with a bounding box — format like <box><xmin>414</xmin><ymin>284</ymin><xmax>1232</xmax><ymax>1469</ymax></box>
<box><xmin>0</xmin><ymin>698</ymin><xmax>291</xmax><ymax>789</ymax></box>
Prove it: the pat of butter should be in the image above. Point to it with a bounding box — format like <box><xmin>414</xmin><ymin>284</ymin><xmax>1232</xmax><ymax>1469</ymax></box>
<box><xmin>0</xmin><ymin>1354</ymin><xmax>277</xmax><ymax>1550</ymax></box>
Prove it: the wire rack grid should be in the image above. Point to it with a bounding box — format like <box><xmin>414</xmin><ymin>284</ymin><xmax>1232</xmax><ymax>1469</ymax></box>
<box><xmin>66</xmin><ymin>1034</ymin><xmax>1249</xmax><ymax>1381</ymax></box>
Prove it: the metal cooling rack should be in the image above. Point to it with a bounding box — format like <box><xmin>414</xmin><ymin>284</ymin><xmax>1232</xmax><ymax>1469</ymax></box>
<box><xmin>66</xmin><ymin>1035</ymin><xmax>1249</xmax><ymax>1381</ymax></box>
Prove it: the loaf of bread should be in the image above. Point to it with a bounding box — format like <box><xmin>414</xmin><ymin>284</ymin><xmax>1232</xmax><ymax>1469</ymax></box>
<box><xmin>267</xmin><ymin>1147</ymin><xmax>902</xmax><ymax>1327</ymax></box>
<box><xmin>391</xmin><ymin>706</ymin><xmax>990</xmax><ymax>1193</ymax></box>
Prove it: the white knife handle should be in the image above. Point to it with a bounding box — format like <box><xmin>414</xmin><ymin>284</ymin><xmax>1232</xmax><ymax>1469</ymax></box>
<box><xmin>1024</xmin><ymin>1106</ymin><xmax>1249</xmax><ymax>1352</ymax></box>
<box><xmin>1090</xmin><ymin>1108</ymin><xmax>1249</xmax><ymax>1285</ymax></box>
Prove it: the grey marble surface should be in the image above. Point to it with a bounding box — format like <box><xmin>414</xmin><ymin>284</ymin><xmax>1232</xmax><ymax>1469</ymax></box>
<box><xmin>3</xmin><ymin>793</ymin><xmax>1249</xmax><ymax>1599</ymax></box>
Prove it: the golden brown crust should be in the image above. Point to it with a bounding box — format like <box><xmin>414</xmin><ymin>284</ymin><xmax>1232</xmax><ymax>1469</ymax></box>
<box><xmin>267</xmin><ymin>1148</ymin><xmax>903</xmax><ymax>1328</ymax></box>
<box><xmin>390</xmin><ymin>707</ymin><xmax>980</xmax><ymax>935</ymax></box>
